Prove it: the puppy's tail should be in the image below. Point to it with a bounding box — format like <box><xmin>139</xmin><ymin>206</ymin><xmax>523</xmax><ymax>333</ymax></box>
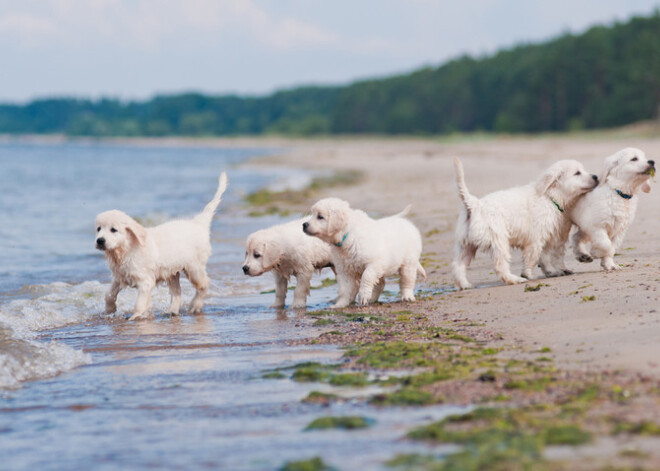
<box><xmin>394</xmin><ymin>204</ymin><xmax>412</xmax><ymax>218</ymax></box>
<box><xmin>196</xmin><ymin>172</ymin><xmax>228</xmax><ymax>227</ymax></box>
<box><xmin>454</xmin><ymin>158</ymin><xmax>478</xmax><ymax>214</ymax></box>
<box><xmin>417</xmin><ymin>262</ymin><xmax>427</xmax><ymax>280</ymax></box>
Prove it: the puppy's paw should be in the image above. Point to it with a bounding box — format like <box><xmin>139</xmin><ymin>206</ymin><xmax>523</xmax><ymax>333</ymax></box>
<box><xmin>128</xmin><ymin>312</ymin><xmax>150</xmax><ymax>321</ymax></box>
<box><xmin>270</xmin><ymin>302</ymin><xmax>286</xmax><ymax>309</ymax></box>
<box><xmin>503</xmin><ymin>275</ymin><xmax>527</xmax><ymax>285</ymax></box>
<box><xmin>602</xmin><ymin>262</ymin><xmax>619</xmax><ymax>272</ymax></box>
<box><xmin>576</xmin><ymin>254</ymin><xmax>593</xmax><ymax>263</ymax></box>
<box><xmin>356</xmin><ymin>294</ymin><xmax>371</xmax><ymax>306</ymax></box>
<box><xmin>330</xmin><ymin>300</ymin><xmax>350</xmax><ymax>309</ymax></box>
<box><xmin>561</xmin><ymin>269</ymin><xmax>574</xmax><ymax>276</ymax></box>
<box><xmin>105</xmin><ymin>303</ymin><xmax>117</xmax><ymax>314</ymax></box>
<box><xmin>401</xmin><ymin>294</ymin><xmax>416</xmax><ymax>302</ymax></box>
<box><xmin>291</xmin><ymin>301</ymin><xmax>307</xmax><ymax>310</ymax></box>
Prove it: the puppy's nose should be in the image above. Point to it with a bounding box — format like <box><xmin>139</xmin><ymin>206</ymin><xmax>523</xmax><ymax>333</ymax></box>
<box><xmin>592</xmin><ymin>175</ymin><xmax>598</xmax><ymax>182</ymax></box>
<box><xmin>649</xmin><ymin>160</ymin><xmax>655</xmax><ymax>167</ymax></box>
<box><xmin>242</xmin><ymin>265</ymin><xmax>249</xmax><ymax>274</ymax></box>
<box><xmin>302</xmin><ymin>222</ymin><xmax>309</xmax><ymax>232</ymax></box>
<box><xmin>96</xmin><ymin>237</ymin><xmax>105</xmax><ymax>246</ymax></box>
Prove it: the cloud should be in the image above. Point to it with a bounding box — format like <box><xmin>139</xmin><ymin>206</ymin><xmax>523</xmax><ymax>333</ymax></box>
<box><xmin>0</xmin><ymin>0</ymin><xmax>340</xmax><ymax>51</ymax></box>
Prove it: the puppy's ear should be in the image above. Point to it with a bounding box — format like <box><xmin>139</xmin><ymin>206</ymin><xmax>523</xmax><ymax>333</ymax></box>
<box><xmin>126</xmin><ymin>221</ymin><xmax>147</xmax><ymax>246</ymax></box>
<box><xmin>600</xmin><ymin>155</ymin><xmax>620</xmax><ymax>182</ymax></box>
<box><xmin>262</xmin><ymin>242</ymin><xmax>282</xmax><ymax>270</ymax></box>
<box><xmin>642</xmin><ymin>181</ymin><xmax>652</xmax><ymax>193</ymax></box>
<box><xmin>535</xmin><ymin>167</ymin><xmax>561</xmax><ymax>195</ymax></box>
<box><xmin>327</xmin><ymin>207</ymin><xmax>348</xmax><ymax>237</ymax></box>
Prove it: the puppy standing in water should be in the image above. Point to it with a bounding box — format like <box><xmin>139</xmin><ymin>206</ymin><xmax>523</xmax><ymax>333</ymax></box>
<box><xmin>303</xmin><ymin>198</ymin><xmax>425</xmax><ymax>308</ymax></box>
<box><xmin>452</xmin><ymin>158</ymin><xmax>598</xmax><ymax>289</ymax></box>
<box><xmin>242</xmin><ymin>219</ymin><xmax>334</xmax><ymax>309</ymax></box>
<box><xmin>571</xmin><ymin>148</ymin><xmax>654</xmax><ymax>271</ymax></box>
<box><xmin>95</xmin><ymin>173</ymin><xmax>228</xmax><ymax>320</ymax></box>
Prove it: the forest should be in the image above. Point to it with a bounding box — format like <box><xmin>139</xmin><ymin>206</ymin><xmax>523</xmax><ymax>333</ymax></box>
<box><xmin>1</xmin><ymin>11</ymin><xmax>659</xmax><ymax>136</ymax></box>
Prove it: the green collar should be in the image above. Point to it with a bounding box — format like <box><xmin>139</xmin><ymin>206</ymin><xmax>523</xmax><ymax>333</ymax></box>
<box><xmin>550</xmin><ymin>198</ymin><xmax>564</xmax><ymax>213</ymax></box>
<box><xmin>335</xmin><ymin>232</ymin><xmax>348</xmax><ymax>247</ymax></box>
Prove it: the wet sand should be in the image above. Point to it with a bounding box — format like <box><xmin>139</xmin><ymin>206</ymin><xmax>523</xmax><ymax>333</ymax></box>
<box><xmin>254</xmin><ymin>135</ymin><xmax>660</xmax><ymax>376</ymax></box>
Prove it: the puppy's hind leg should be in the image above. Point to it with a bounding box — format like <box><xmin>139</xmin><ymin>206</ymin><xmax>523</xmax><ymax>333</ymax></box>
<box><xmin>186</xmin><ymin>267</ymin><xmax>210</xmax><ymax>314</ymax></box>
<box><xmin>451</xmin><ymin>243</ymin><xmax>476</xmax><ymax>290</ymax></box>
<box><xmin>572</xmin><ymin>229</ymin><xmax>593</xmax><ymax>263</ymax></box>
<box><xmin>167</xmin><ymin>272</ymin><xmax>182</xmax><ymax>315</ymax></box>
<box><xmin>399</xmin><ymin>263</ymin><xmax>418</xmax><ymax>302</ymax></box>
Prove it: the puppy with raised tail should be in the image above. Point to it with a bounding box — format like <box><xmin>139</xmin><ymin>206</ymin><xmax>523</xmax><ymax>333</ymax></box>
<box><xmin>570</xmin><ymin>148</ymin><xmax>654</xmax><ymax>271</ymax></box>
<box><xmin>95</xmin><ymin>173</ymin><xmax>228</xmax><ymax>320</ymax></box>
<box><xmin>242</xmin><ymin>219</ymin><xmax>334</xmax><ymax>309</ymax></box>
<box><xmin>452</xmin><ymin>158</ymin><xmax>598</xmax><ymax>289</ymax></box>
<box><xmin>303</xmin><ymin>198</ymin><xmax>425</xmax><ymax>308</ymax></box>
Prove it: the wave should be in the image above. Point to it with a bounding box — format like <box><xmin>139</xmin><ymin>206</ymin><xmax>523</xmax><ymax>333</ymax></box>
<box><xmin>0</xmin><ymin>323</ymin><xmax>91</xmax><ymax>389</ymax></box>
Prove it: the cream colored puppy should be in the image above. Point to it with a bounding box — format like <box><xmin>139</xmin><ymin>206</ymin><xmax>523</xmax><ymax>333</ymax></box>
<box><xmin>242</xmin><ymin>218</ymin><xmax>334</xmax><ymax>309</ymax></box>
<box><xmin>570</xmin><ymin>148</ymin><xmax>654</xmax><ymax>271</ymax></box>
<box><xmin>452</xmin><ymin>158</ymin><xmax>598</xmax><ymax>289</ymax></box>
<box><xmin>303</xmin><ymin>198</ymin><xmax>425</xmax><ymax>308</ymax></box>
<box><xmin>95</xmin><ymin>173</ymin><xmax>228</xmax><ymax>320</ymax></box>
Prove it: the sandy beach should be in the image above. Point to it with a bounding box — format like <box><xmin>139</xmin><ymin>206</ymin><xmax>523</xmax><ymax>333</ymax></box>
<box><xmin>252</xmin><ymin>135</ymin><xmax>660</xmax><ymax>376</ymax></box>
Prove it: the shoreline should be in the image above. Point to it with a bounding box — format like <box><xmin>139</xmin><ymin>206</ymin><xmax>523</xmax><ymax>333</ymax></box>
<box><xmin>246</xmin><ymin>135</ymin><xmax>660</xmax><ymax>468</ymax></box>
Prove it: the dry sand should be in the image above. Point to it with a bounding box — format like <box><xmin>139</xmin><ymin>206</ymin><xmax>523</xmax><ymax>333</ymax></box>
<box><xmin>257</xmin><ymin>135</ymin><xmax>660</xmax><ymax>376</ymax></box>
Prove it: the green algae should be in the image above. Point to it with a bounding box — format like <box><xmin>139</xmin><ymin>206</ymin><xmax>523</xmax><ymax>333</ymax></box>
<box><xmin>305</xmin><ymin>415</ymin><xmax>374</xmax><ymax>430</ymax></box>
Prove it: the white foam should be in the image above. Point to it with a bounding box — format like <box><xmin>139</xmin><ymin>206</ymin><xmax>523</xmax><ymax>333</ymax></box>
<box><xmin>0</xmin><ymin>326</ymin><xmax>91</xmax><ymax>389</ymax></box>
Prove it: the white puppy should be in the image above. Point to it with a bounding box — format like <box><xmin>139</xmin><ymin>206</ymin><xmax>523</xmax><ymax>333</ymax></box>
<box><xmin>570</xmin><ymin>147</ymin><xmax>654</xmax><ymax>271</ymax></box>
<box><xmin>242</xmin><ymin>218</ymin><xmax>334</xmax><ymax>309</ymax></box>
<box><xmin>452</xmin><ymin>158</ymin><xmax>598</xmax><ymax>289</ymax></box>
<box><xmin>95</xmin><ymin>173</ymin><xmax>228</xmax><ymax>320</ymax></box>
<box><xmin>303</xmin><ymin>198</ymin><xmax>425</xmax><ymax>308</ymax></box>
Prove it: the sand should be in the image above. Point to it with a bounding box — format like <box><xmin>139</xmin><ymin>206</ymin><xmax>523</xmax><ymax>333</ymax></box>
<box><xmin>256</xmin><ymin>135</ymin><xmax>660</xmax><ymax>376</ymax></box>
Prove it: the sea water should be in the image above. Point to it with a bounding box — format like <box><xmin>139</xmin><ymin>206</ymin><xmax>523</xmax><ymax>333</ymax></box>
<box><xmin>0</xmin><ymin>141</ymin><xmax>462</xmax><ymax>470</ymax></box>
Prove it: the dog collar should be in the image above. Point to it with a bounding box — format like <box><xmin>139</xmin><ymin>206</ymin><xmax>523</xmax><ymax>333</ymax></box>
<box><xmin>616</xmin><ymin>189</ymin><xmax>633</xmax><ymax>200</ymax></box>
<box><xmin>335</xmin><ymin>232</ymin><xmax>349</xmax><ymax>247</ymax></box>
<box><xmin>550</xmin><ymin>198</ymin><xmax>564</xmax><ymax>213</ymax></box>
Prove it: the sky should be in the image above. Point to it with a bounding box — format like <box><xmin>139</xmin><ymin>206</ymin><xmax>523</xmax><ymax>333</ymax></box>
<box><xmin>1</xmin><ymin>0</ymin><xmax>659</xmax><ymax>103</ymax></box>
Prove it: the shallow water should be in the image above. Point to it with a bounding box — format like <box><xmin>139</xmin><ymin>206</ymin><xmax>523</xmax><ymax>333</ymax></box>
<box><xmin>0</xmin><ymin>141</ymin><xmax>460</xmax><ymax>469</ymax></box>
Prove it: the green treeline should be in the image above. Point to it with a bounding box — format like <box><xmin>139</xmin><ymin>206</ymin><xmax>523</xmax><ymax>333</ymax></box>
<box><xmin>1</xmin><ymin>12</ymin><xmax>659</xmax><ymax>137</ymax></box>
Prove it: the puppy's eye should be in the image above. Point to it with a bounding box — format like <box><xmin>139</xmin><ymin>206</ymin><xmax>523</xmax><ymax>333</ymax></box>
<box><xmin>574</xmin><ymin>171</ymin><xmax>581</xmax><ymax>176</ymax></box>
<box><xmin>254</xmin><ymin>253</ymin><xmax>261</xmax><ymax>259</ymax></box>
<box><xmin>317</xmin><ymin>214</ymin><xmax>324</xmax><ymax>220</ymax></box>
<box><xmin>96</xmin><ymin>227</ymin><xmax>101</xmax><ymax>232</ymax></box>
<box><xmin>631</xmin><ymin>157</ymin><xmax>638</xmax><ymax>161</ymax></box>
<box><xmin>110</xmin><ymin>227</ymin><xmax>118</xmax><ymax>233</ymax></box>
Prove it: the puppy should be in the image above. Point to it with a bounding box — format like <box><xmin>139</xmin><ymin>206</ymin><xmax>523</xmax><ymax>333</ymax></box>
<box><xmin>95</xmin><ymin>173</ymin><xmax>228</xmax><ymax>320</ymax></box>
<box><xmin>303</xmin><ymin>198</ymin><xmax>425</xmax><ymax>308</ymax></box>
<box><xmin>452</xmin><ymin>158</ymin><xmax>598</xmax><ymax>289</ymax></box>
<box><xmin>242</xmin><ymin>219</ymin><xmax>334</xmax><ymax>309</ymax></box>
<box><xmin>570</xmin><ymin>148</ymin><xmax>654</xmax><ymax>271</ymax></box>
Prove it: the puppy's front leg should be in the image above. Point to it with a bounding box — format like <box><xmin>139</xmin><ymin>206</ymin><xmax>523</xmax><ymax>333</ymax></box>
<box><xmin>271</xmin><ymin>272</ymin><xmax>288</xmax><ymax>308</ymax></box>
<box><xmin>292</xmin><ymin>272</ymin><xmax>311</xmax><ymax>309</ymax></box>
<box><xmin>590</xmin><ymin>230</ymin><xmax>618</xmax><ymax>271</ymax></box>
<box><xmin>521</xmin><ymin>244</ymin><xmax>544</xmax><ymax>280</ymax></box>
<box><xmin>572</xmin><ymin>229</ymin><xmax>593</xmax><ymax>263</ymax></box>
<box><xmin>105</xmin><ymin>279</ymin><xmax>121</xmax><ymax>314</ymax></box>
<box><xmin>167</xmin><ymin>272</ymin><xmax>181</xmax><ymax>315</ymax></box>
<box><xmin>130</xmin><ymin>282</ymin><xmax>154</xmax><ymax>321</ymax></box>
<box><xmin>332</xmin><ymin>272</ymin><xmax>354</xmax><ymax>309</ymax></box>
<box><xmin>357</xmin><ymin>266</ymin><xmax>381</xmax><ymax>306</ymax></box>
